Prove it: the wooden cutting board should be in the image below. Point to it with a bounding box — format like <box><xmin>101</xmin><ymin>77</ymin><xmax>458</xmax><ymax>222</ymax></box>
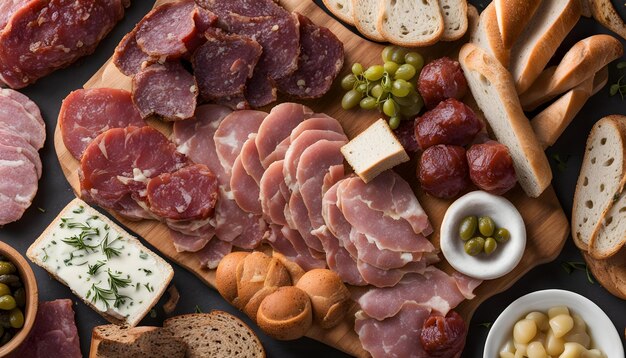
<box><xmin>53</xmin><ymin>0</ymin><xmax>570</xmax><ymax>356</ymax></box>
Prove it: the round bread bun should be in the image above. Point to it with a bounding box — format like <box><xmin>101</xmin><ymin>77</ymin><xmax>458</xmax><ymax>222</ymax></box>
<box><xmin>215</xmin><ymin>252</ymin><xmax>250</xmax><ymax>303</ymax></box>
<box><xmin>256</xmin><ymin>286</ymin><xmax>313</xmax><ymax>340</ymax></box>
<box><xmin>295</xmin><ymin>269</ymin><xmax>351</xmax><ymax>329</ymax></box>
<box><xmin>272</xmin><ymin>252</ymin><xmax>305</xmax><ymax>283</ymax></box>
<box><xmin>234</xmin><ymin>252</ymin><xmax>291</xmax><ymax>309</ymax></box>
<box><xmin>243</xmin><ymin>286</ymin><xmax>278</xmax><ymax>321</ymax></box>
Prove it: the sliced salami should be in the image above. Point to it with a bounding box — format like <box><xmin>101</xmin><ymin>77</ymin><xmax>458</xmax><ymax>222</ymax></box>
<box><xmin>0</xmin><ymin>145</ymin><xmax>38</xmax><ymax>225</ymax></box>
<box><xmin>195</xmin><ymin>0</ymin><xmax>284</xmax><ymax>17</ymax></box>
<box><xmin>0</xmin><ymin>129</ymin><xmax>41</xmax><ymax>178</ymax></box>
<box><xmin>0</xmin><ymin>94</ymin><xmax>45</xmax><ymax>149</ymax></box>
<box><xmin>0</xmin><ymin>0</ymin><xmax>27</xmax><ymax>30</ymax></box>
<box><xmin>132</xmin><ymin>62</ymin><xmax>198</xmax><ymax>121</ymax></box>
<box><xmin>244</xmin><ymin>70</ymin><xmax>277</xmax><ymax>108</ymax></box>
<box><xmin>113</xmin><ymin>29</ymin><xmax>156</xmax><ymax>77</ymax></box>
<box><xmin>276</xmin><ymin>13</ymin><xmax>344</xmax><ymax>99</ymax></box>
<box><xmin>59</xmin><ymin>88</ymin><xmax>144</xmax><ymax>160</ymax></box>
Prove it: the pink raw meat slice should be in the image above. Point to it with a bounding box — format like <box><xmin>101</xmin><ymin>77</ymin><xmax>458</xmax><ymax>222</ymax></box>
<box><xmin>0</xmin><ymin>88</ymin><xmax>44</xmax><ymax>127</ymax></box>
<box><xmin>0</xmin><ymin>94</ymin><xmax>45</xmax><ymax>149</ymax></box>
<box><xmin>59</xmin><ymin>88</ymin><xmax>144</xmax><ymax>159</ymax></box>
<box><xmin>239</xmin><ymin>135</ymin><xmax>264</xmax><ymax>184</ymax></box>
<box><xmin>169</xmin><ymin>229</ymin><xmax>212</xmax><ymax>253</ymax></box>
<box><xmin>214</xmin><ymin>110</ymin><xmax>266</xmax><ymax>175</ymax></box>
<box><xmin>259</xmin><ymin>160</ymin><xmax>289</xmax><ymax>226</ymax></box>
<box><xmin>0</xmin><ymin>129</ymin><xmax>41</xmax><ymax>178</ymax></box>
<box><xmin>0</xmin><ymin>145</ymin><xmax>38</xmax><ymax>225</ymax></box>
<box><xmin>196</xmin><ymin>238</ymin><xmax>233</xmax><ymax>269</ymax></box>
<box><xmin>256</xmin><ymin>103</ymin><xmax>313</xmax><ymax>168</ymax></box>
<box><xmin>230</xmin><ymin>154</ymin><xmax>262</xmax><ymax>214</ymax></box>
<box><xmin>113</xmin><ymin>28</ymin><xmax>156</xmax><ymax>76</ymax></box>
<box><xmin>132</xmin><ymin>62</ymin><xmax>198</xmax><ymax>121</ymax></box>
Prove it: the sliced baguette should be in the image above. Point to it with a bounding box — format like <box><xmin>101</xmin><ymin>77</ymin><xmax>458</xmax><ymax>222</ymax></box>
<box><xmin>572</xmin><ymin>115</ymin><xmax>626</xmax><ymax>250</ymax></box>
<box><xmin>470</xmin><ymin>3</ymin><xmax>510</xmax><ymax>67</ymax></box>
<box><xmin>520</xmin><ymin>34</ymin><xmax>624</xmax><ymax>111</ymax></box>
<box><xmin>377</xmin><ymin>0</ymin><xmax>444</xmax><ymax>47</ymax></box>
<box><xmin>494</xmin><ymin>0</ymin><xmax>542</xmax><ymax>48</ymax></box>
<box><xmin>459</xmin><ymin>43</ymin><xmax>552</xmax><ymax>198</ymax></box>
<box><xmin>352</xmin><ymin>0</ymin><xmax>385</xmax><ymax>42</ymax></box>
<box><xmin>590</xmin><ymin>0</ymin><xmax>626</xmax><ymax>41</ymax></box>
<box><xmin>509</xmin><ymin>0</ymin><xmax>582</xmax><ymax>94</ymax></box>
<box><xmin>91</xmin><ymin>325</ymin><xmax>186</xmax><ymax>358</ymax></box>
<box><xmin>322</xmin><ymin>0</ymin><xmax>354</xmax><ymax>25</ymax></box>
<box><xmin>164</xmin><ymin>312</ymin><xmax>265</xmax><ymax>358</ymax></box>
<box><xmin>590</xmin><ymin>182</ymin><xmax>626</xmax><ymax>258</ymax></box>
<box><xmin>439</xmin><ymin>0</ymin><xmax>468</xmax><ymax>41</ymax></box>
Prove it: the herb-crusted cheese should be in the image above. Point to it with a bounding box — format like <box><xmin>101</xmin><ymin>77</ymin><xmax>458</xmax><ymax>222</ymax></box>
<box><xmin>27</xmin><ymin>198</ymin><xmax>174</xmax><ymax>327</ymax></box>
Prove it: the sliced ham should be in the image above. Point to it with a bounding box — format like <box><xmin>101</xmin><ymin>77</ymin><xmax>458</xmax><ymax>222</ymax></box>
<box><xmin>59</xmin><ymin>88</ymin><xmax>144</xmax><ymax>160</ymax></box>
<box><xmin>259</xmin><ymin>160</ymin><xmax>289</xmax><ymax>226</ymax></box>
<box><xmin>239</xmin><ymin>135</ymin><xmax>265</xmax><ymax>184</ymax></box>
<box><xmin>196</xmin><ymin>238</ymin><xmax>233</xmax><ymax>269</ymax></box>
<box><xmin>349</xmin><ymin>230</ymin><xmax>425</xmax><ymax>270</ymax></box>
<box><xmin>289</xmin><ymin>114</ymin><xmax>345</xmax><ymax>142</ymax></box>
<box><xmin>169</xmin><ymin>229</ymin><xmax>212</xmax><ymax>253</ymax></box>
<box><xmin>132</xmin><ymin>62</ymin><xmax>198</xmax><ymax>121</ymax></box>
<box><xmin>0</xmin><ymin>145</ymin><xmax>38</xmax><ymax>225</ymax></box>
<box><xmin>214</xmin><ymin>110</ymin><xmax>266</xmax><ymax>175</ymax></box>
<box><xmin>0</xmin><ymin>129</ymin><xmax>41</xmax><ymax>178</ymax></box>
<box><xmin>0</xmin><ymin>89</ymin><xmax>45</xmax><ymax>128</ymax></box>
<box><xmin>265</xmin><ymin>223</ymin><xmax>298</xmax><ymax>259</ymax></box>
<box><xmin>230</xmin><ymin>154</ymin><xmax>262</xmax><ymax>214</ymax></box>
<box><xmin>0</xmin><ymin>93</ymin><xmax>45</xmax><ymax>150</ymax></box>
<box><xmin>356</xmin><ymin>256</ymin><xmax>435</xmax><ymax>288</ymax></box>
<box><xmin>289</xmin><ymin>191</ymin><xmax>324</xmax><ymax>254</ymax></box>
<box><xmin>277</xmin><ymin>226</ymin><xmax>326</xmax><ymax>271</ymax></box>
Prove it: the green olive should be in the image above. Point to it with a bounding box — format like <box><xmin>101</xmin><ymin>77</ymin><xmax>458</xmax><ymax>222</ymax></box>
<box><xmin>404</xmin><ymin>52</ymin><xmax>425</xmax><ymax>72</ymax></box>
<box><xmin>381</xmin><ymin>46</ymin><xmax>396</xmax><ymax>62</ymax></box>
<box><xmin>351</xmin><ymin>63</ymin><xmax>364</xmax><ymax>76</ymax></box>
<box><xmin>495</xmin><ymin>228</ymin><xmax>511</xmax><ymax>243</ymax></box>
<box><xmin>478</xmin><ymin>216</ymin><xmax>496</xmax><ymax>237</ymax></box>
<box><xmin>394</xmin><ymin>64</ymin><xmax>417</xmax><ymax>80</ymax></box>
<box><xmin>0</xmin><ymin>284</ymin><xmax>9</xmax><ymax>298</ymax></box>
<box><xmin>0</xmin><ymin>331</ymin><xmax>12</xmax><ymax>345</ymax></box>
<box><xmin>0</xmin><ymin>262</ymin><xmax>15</xmax><ymax>276</ymax></box>
<box><xmin>465</xmin><ymin>237</ymin><xmax>485</xmax><ymax>256</ymax></box>
<box><xmin>364</xmin><ymin>65</ymin><xmax>385</xmax><ymax>81</ymax></box>
<box><xmin>13</xmin><ymin>288</ymin><xmax>25</xmax><ymax>308</ymax></box>
<box><xmin>390</xmin><ymin>48</ymin><xmax>408</xmax><ymax>64</ymax></box>
<box><xmin>391</xmin><ymin>79</ymin><xmax>411</xmax><ymax>97</ymax></box>
<box><xmin>388</xmin><ymin>116</ymin><xmax>401</xmax><ymax>130</ymax></box>
<box><xmin>360</xmin><ymin>96</ymin><xmax>378</xmax><ymax>110</ymax></box>
<box><xmin>459</xmin><ymin>216</ymin><xmax>478</xmax><ymax>241</ymax></box>
<box><xmin>9</xmin><ymin>308</ymin><xmax>23</xmax><ymax>329</ymax></box>
<box><xmin>484</xmin><ymin>237</ymin><xmax>498</xmax><ymax>255</ymax></box>
<box><xmin>383</xmin><ymin>61</ymin><xmax>399</xmax><ymax>76</ymax></box>
<box><xmin>341</xmin><ymin>74</ymin><xmax>357</xmax><ymax>90</ymax></box>
<box><xmin>342</xmin><ymin>90</ymin><xmax>362</xmax><ymax>109</ymax></box>
<box><xmin>371</xmin><ymin>84</ymin><xmax>386</xmax><ymax>98</ymax></box>
<box><xmin>0</xmin><ymin>275</ymin><xmax>19</xmax><ymax>287</ymax></box>
<box><xmin>383</xmin><ymin>98</ymin><xmax>398</xmax><ymax>117</ymax></box>
<box><xmin>0</xmin><ymin>296</ymin><xmax>16</xmax><ymax>311</ymax></box>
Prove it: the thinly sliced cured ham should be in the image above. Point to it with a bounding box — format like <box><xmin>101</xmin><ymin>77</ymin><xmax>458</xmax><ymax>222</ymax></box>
<box><xmin>239</xmin><ymin>135</ymin><xmax>264</xmax><ymax>184</ymax></box>
<box><xmin>0</xmin><ymin>94</ymin><xmax>45</xmax><ymax>150</ymax></box>
<box><xmin>276</xmin><ymin>226</ymin><xmax>326</xmax><ymax>271</ymax></box>
<box><xmin>349</xmin><ymin>230</ymin><xmax>425</xmax><ymax>270</ymax></box>
<box><xmin>259</xmin><ymin>160</ymin><xmax>289</xmax><ymax>226</ymax></box>
<box><xmin>0</xmin><ymin>89</ymin><xmax>44</xmax><ymax>128</ymax></box>
<box><xmin>0</xmin><ymin>145</ymin><xmax>38</xmax><ymax>225</ymax></box>
<box><xmin>0</xmin><ymin>129</ymin><xmax>41</xmax><ymax>178</ymax></box>
<box><xmin>289</xmin><ymin>114</ymin><xmax>345</xmax><ymax>142</ymax></box>
<box><xmin>289</xmin><ymin>191</ymin><xmax>324</xmax><ymax>254</ymax></box>
<box><xmin>214</xmin><ymin>110</ymin><xmax>266</xmax><ymax>175</ymax></box>
<box><xmin>230</xmin><ymin>155</ymin><xmax>262</xmax><ymax>214</ymax></box>
<box><xmin>196</xmin><ymin>238</ymin><xmax>233</xmax><ymax>269</ymax></box>
<box><xmin>169</xmin><ymin>229</ymin><xmax>212</xmax><ymax>253</ymax></box>
<box><xmin>356</xmin><ymin>256</ymin><xmax>436</xmax><ymax>288</ymax></box>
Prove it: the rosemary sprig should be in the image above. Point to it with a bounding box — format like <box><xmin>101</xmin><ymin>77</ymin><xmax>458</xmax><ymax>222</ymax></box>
<box><xmin>561</xmin><ymin>261</ymin><xmax>595</xmax><ymax>284</ymax></box>
<box><xmin>551</xmin><ymin>153</ymin><xmax>570</xmax><ymax>173</ymax></box>
<box><xmin>87</xmin><ymin>283</ymin><xmax>114</xmax><ymax>309</ymax></box>
<box><xmin>108</xmin><ymin>270</ymin><xmax>131</xmax><ymax>292</ymax></box>
<box><xmin>87</xmin><ymin>261</ymin><xmax>106</xmax><ymax>276</ymax></box>
<box><xmin>101</xmin><ymin>234</ymin><xmax>122</xmax><ymax>260</ymax></box>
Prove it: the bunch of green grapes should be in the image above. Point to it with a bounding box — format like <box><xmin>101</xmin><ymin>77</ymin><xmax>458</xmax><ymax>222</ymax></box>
<box><xmin>340</xmin><ymin>46</ymin><xmax>425</xmax><ymax>129</ymax></box>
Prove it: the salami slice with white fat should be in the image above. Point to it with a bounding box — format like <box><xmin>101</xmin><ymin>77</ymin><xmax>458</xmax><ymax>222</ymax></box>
<box><xmin>245</xmin><ymin>70</ymin><xmax>277</xmax><ymax>108</ymax></box>
<box><xmin>0</xmin><ymin>0</ymin><xmax>27</xmax><ymax>30</ymax></box>
<box><xmin>132</xmin><ymin>62</ymin><xmax>198</xmax><ymax>121</ymax></box>
<box><xmin>0</xmin><ymin>145</ymin><xmax>38</xmax><ymax>225</ymax></box>
<box><xmin>276</xmin><ymin>13</ymin><xmax>344</xmax><ymax>99</ymax></box>
<box><xmin>113</xmin><ymin>29</ymin><xmax>156</xmax><ymax>77</ymax></box>
<box><xmin>59</xmin><ymin>88</ymin><xmax>145</xmax><ymax>160</ymax></box>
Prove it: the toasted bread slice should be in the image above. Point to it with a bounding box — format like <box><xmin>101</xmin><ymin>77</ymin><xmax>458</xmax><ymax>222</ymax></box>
<box><xmin>590</xmin><ymin>0</ymin><xmax>626</xmax><ymax>40</ymax></box>
<box><xmin>322</xmin><ymin>0</ymin><xmax>354</xmax><ymax>25</ymax></box>
<box><xmin>439</xmin><ymin>0</ymin><xmax>468</xmax><ymax>41</ymax></box>
<box><xmin>377</xmin><ymin>0</ymin><xmax>444</xmax><ymax>47</ymax></box>
<box><xmin>352</xmin><ymin>0</ymin><xmax>385</xmax><ymax>42</ymax></box>
<box><xmin>91</xmin><ymin>325</ymin><xmax>186</xmax><ymax>358</ymax></box>
<box><xmin>494</xmin><ymin>0</ymin><xmax>542</xmax><ymax>48</ymax></box>
<box><xmin>470</xmin><ymin>3</ymin><xmax>510</xmax><ymax>67</ymax></box>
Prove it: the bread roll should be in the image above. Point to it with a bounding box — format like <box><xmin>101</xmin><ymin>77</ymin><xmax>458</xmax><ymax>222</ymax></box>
<box><xmin>272</xmin><ymin>252</ymin><xmax>306</xmax><ymax>284</ymax></box>
<box><xmin>257</xmin><ymin>287</ymin><xmax>313</xmax><ymax>340</ymax></box>
<box><xmin>215</xmin><ymin>252</ymin><xmax>250</xmax><ymax>304</ymax></box>
<box><xmin>295</xmin><ymin>269</ymin><xmax>351</xmax><ymax>329</ymax></box>
<box><xmin>234</xmin><ymin>252</ymin><xmax>291</xmax><ymax>309</ymax></box>
<box><xmin>244</xmin><ymin>286</ymin><xmax>278</xmax><ymax>321</ymax></box>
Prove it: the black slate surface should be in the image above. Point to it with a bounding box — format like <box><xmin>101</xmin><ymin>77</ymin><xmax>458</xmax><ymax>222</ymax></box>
<box><xmin>0</xmin><ymin>1</ymin><xmax>624</xmax><ymax>357</ymax></box>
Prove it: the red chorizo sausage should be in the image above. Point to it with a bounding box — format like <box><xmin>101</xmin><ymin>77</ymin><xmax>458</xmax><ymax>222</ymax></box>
<box><xmin>418</xmin><ymin>57</ymin><xmax>468</xmax><ymax>109</ymax></box>
<box><xmin>418</xmin><ymin>145</ymin><xmax>470</xmax><ymax>199</ymax></box>
<box><xmin>467</xmin><ymin>141</ymin><xmax>517</xmax><ymax>195</ymax></box>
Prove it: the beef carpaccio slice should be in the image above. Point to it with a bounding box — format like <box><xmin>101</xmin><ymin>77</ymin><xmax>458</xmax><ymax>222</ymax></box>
<box><xmin>0</xmin><ymin>145</ymin><xmax>38</xmax><ymax>225</ymax></box>
<box><xmin>132</xmin><ymin>62</ymin><xmax>198</xmax><ymax>121</ymax></box>
<box><xmin>59</xmin><ymin>88</ymin><xmax>144</xmax><ymax>160</ymax></box>
<box><xmin>192</xmin><ymin>29</ymin><xmax>262</xmax><ymax>103</ymax></box>
<box><xmin>276</xmin><ymin>13</ymin><xmax>344</xmax><ymax>99</ymax></box>
<box><xmin>0</xmin><ymin>0</ymin><xmax>125</xmax><ymax>88</ymax></box>
<box><xmin>7</xmin><ymin>299</ymin><xmax>81</xmax><ymax>358</ymax></box>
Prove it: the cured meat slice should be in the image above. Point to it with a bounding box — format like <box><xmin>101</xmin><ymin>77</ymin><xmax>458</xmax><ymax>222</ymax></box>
<box><xmin>113</xmin><ymin>28</ymin><xmax>156</xmax><ymax>77</ymax></box>
<box><xmin>169</xmin><ymin>229</ymin><xmax>212</xmax><ymax>253</ymax></box>
<box><xmin>276</xmin><ymin>13</ymin><xmax>344</xmax><ymax>99</ymax></box>
<box><xmin>80</xmin><ymin>126</ymin><xmax>188</xmax><ymax>212</ymax></box>
<box><xmin>132</xmin><ymin>62</ymin><xmax>198</xmax><ymax>121</ymax></box>
<box><xmin>0</xmin><ymin>89</ymin><xmax>44</xmax><ymax>128</ymax></box>
<box><xmin>7</xmin><ymin>299</ymin><xmax>81</xmax><ymax>358</ymax></box>
<box><xmin>356</xmin><ymin>255</ymin><xmax>436</xmax><ymax>288</ymax></box>
<box><xmin>0</xmin><ymin>94</ymin><xmax>45</xmax><ymax>150</ymax></box>
<box><xmin>0</xmin><ymin>129</ymin><xmax>41</xmax><ymax>178</ymax></box>
<box><xmin>147</xmin><ymin>164</ymin><xmax>218</xmax><ymax>221</ymax></box>
<box><xmin>0</xmin><ymin>145</ymin><xmax>38</xmax><ymax>225</ymax></box>
<box><xmin>59</xmin><ymin>88</ymin><xmax>144</xmax><ymax>159</ymax></box>
<box><xmin>230</xmin><ymin>155</ymin><xmax>262</xmax><ymax>214</ymax></box>
<box><xmin>357</xmin><ymin>267</ymin><xmax>480</xmax><ymax>320</ymax></box>
<box><xmin>244</xmin><ymin>70</ymin><xmax>277</xmax><ymax>108</ymax></box>
<box><xmin>355</xmin><ymin>303</ymin><xmax>432</xmax><ymax>358</ymax></box>
<box><xmin>259</xmin><ymin>160</ymin><xmax>289</xmax><ymax>226</ymax></box>
<box><xmin>0</xmin><ymin>0</ymin><xmax>27</xmax><ymax>30</ymax></box>
<box><xmin>278</xmin><ymin>226</ymin><xmax>326</xmax><ymax>271</ymax></box>
<box><xmin>196</xmin><ymin>238</ymin><xmax>233</xmax><ymax>269</ymax></box>
<box><xmin>349</xmin><ymin>230</ymin><xmax>424</xmax><ymax>270</ymax></box>
<box><xmin>195</xmin><ymin>0</ymin><xmax>283</xmax><ymax>17</ymax></box>
<box><xmin>0</xmin><ymin>0</ymin><xmax>125</xmax><ymax>88</ymax></box>
<box><xmin>289</xmin><ymin>191</ymin><xmax>324</xmax><ymax>254</ymax></box>
<box><xmin>214</xmin><ymin>110</ymin><xmax>266</xmax><ymax>175</ymax></box>
<box><xmin>135</xmin><ymin>0</ymin><xmax>216</xmax><ymax>59</ymax></box>
<box><xmin>289</xmin><ymin>114</ymin><xmax>345</xmax><ymax>142</ymax></box>
<box><xmin>265</xmin><ymin>224</ymin><xmax>298</xmax><ymax>258</ymax></box>
<box><xmin>239</xmin><ymin>135</ymin><xmax>264</xmax><ymax>184</ymax></box>
<box><xmin>193</xmin><ymin>29</ymin><xmax>262</xmax><ymax>103</ymax></box>
<box><xmin>256</xmin><ymin>103</ymin><xmax>313</xmax><ymax>168</ymax></box>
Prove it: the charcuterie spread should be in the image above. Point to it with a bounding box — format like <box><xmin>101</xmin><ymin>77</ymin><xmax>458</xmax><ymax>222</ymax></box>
<box><xmin>0</xmin><ymin>0</ymin><xmax>621</xmax><ymax>356</ymax></box>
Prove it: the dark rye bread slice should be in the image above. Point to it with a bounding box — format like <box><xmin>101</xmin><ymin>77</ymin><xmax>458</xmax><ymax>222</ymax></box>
<box><xmin>91</xmin><ymin>325</ymin><xmax>187</xmax><ymax>358</ymax></box>
<box><xmin>164</xmin><ymin>311</ymin><xmax>265</xmax><ymax>358</ymax></box>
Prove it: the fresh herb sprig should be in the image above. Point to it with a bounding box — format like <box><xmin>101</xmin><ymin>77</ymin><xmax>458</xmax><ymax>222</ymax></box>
<box><xmin>101</xmin><ymin>234</ymin><xmax>122</xmax><ymax>260</ymax></box>
<box><xmin>610</xmin><ymin>61</ymin><xmax>626</xmax><ymax>99</ymax></box>
<box><xmin>561</xmin><ymin>261</ymin><xmax>595</xmax><ymax>284</ymax></box>
<box><xmin>87</xmin><ymin>261</ymin><xmax>106</xmax><ymax>276</ymax></box>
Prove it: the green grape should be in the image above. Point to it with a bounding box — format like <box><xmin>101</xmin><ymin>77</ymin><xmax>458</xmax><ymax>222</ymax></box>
<box><xmin>341</xmin><ymin>74</ymin><xmax>357</xmax><ymax>90</ymax></box>
<box><xmin>381</xmin><ymin>46</ymin><xmax>396</xmax><ymax>62</ymax></box>
<box><xmin>360</xmin><ymin>97</ymin><xmax>378</xmax><ymax>110</ymax></box>
<box><xmin>404</xmin><ymin>52</ymin><xmax>425</xmax><ymax>72</ymax></box>
<box><xmin>391</xmin><ymin>79</ymin><xmax>411</xmax><ymax>97</ymax></box>
<box><xmin>388</xmin><ymin>116</ymin><xmax>401</xmax><ymax>130</ymax></box>
<box><xmin>356</xmin><ymin>83</ymin><xmax>369</xmax><ymax>93</ymax></box>
<box><xmin>399</xmin><ymin>100</ymin><xmax>423</xmax><ymax>117</ymax></box>
<box><xmin>364</xmin><ymin>65</ymin><xmax>385</xmax><ymax>81</ymax></box>
<box><xmin>383</xmin><ymin>99</ymin><xmax>398</xmax><ymax>117</ymax></box>
<box><xmin>342</xmin><ymin>90</ymin><xmax>361</xmax><ymax>109</ymax></box>
<box><xmin>383</xmin><ymin>61</ymin><xmax>399</xmax><ymax>76</ymax></box>
<box><xmin>394</xmin><ymin>64</ymin><xmax>417</xmax><ymax>80</ymax></box>
<box><xmin>370</xmin><ymin>84</ymin><xmax>384</xmax><ymax>99</ymax></box>
<box><xmin>352</xmin><ymin>63</ymin><xmax>364</xmax><ymax>76</ymax></box>
<box><xmin>390</xmin><ymin>48</ymin><xmax>408</xmax><ymax>64</ymax></box>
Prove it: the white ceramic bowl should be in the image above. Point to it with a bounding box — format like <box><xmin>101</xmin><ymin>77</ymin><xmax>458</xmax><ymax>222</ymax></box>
<box><xmin>484</xmin><ymin>289</ymin><xmax>624</xmax><ymax>358</ymax></box>
<box><xmin>440</xmin><ymin>191</ymin><xmax>526</xmax><ymax>280</ymax></box>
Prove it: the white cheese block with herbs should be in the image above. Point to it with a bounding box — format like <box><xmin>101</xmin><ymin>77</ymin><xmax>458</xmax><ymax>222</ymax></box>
<box><xmin>27</xmin><ymin>198</ymin><xmax>174</xmax><ymax>327</ymax></box>
<box><xmin>341</xmin><ymin>118</ymin><xmax>409</xmax><ymax>183</ymax></box>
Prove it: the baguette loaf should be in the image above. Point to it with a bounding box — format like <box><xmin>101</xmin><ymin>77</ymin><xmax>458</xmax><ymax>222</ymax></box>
<box><xmin>470</xmin><ymin>3</ymin><xmax>510</xmax><ymax>67</ymax></box>
<box><xmin>572</xmin><ymin>115</ymin><xmax>626</xmax><ymax>251</ymax></box>
<box><xmin>520</xmin><ymin>34</ymin><xmax>623</xmax><ymax>111</ymax></box>
<box><xmin>352</xmin><ymin>0</ymin><xmax>385</xmax><ymax>42</ymax></box>
<box><xmin>590</xmin><ymin>0</ymin><xmax>626</xmax><ymax>41</ymax></box>
<box><xmin>494</xmin><ymin>0</ymin><xmax>542</xmax><ymax>48</ymax></box>
<box><xmin>459</xmin><ymin>43</ymin><xmax>552</xmax><ymax>198</ymax></box>
<box><xmin>509</xmin><ymin>0</ymin><xmax>582</xmax><ymax>94</ymax></box>
<box><xmin>91</xmin><ymin>325</ymin><xmax>186</xmax><ymax>358</ymax></box>
<box><xmin>377</xmin><ymin>0</ymin><xmax>444</xmax><ymax>47</ymax></box>
<box><xmin>322</xmin><ymin>0</ymin><xmax>354</xmax><ymax>25</ymax></box>
<box><xmin>439</xmin><ymin>0</ymin><xmax>468</xmax><ymax>41</ymax></box>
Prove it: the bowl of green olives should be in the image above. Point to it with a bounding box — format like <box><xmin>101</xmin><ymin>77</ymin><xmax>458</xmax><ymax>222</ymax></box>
<box><xmin>0</xmin><ymin>241</ymin><xmax>38</xmax><ymax>356</ymax></box>
<box><xmin>440</xmin><ymin>191</ymin><xmax>526</xmax><ymax>280</ymax></box>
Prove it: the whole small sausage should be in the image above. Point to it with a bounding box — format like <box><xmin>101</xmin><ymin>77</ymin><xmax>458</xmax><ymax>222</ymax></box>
<box><xmin>420</xmin><ymin>310</ymin><xmax>467</xmax><ymax>357</ymax></box>
<box><xmin>418</xmin><ymin>57</ymin><xmax>468</xmax><ymax>109</ymax></box>
<box><xmin>467</xmin><ymin>141</ymin><xmax>517</xmax><ymax>195</ymax></box>
<box><xmin>418</xmin><ymin>145</ymin><xmax>470</xmax><ymax>199</ymax></box>
<box><xmin>393</xmin><ymin>119</ymin><xmax>419</xmax><ymax>154</ymax></box>
<box><xmin>414</xmin><ymin>98</ymin><xmax>483</xmax><ymax>150</ymax></box>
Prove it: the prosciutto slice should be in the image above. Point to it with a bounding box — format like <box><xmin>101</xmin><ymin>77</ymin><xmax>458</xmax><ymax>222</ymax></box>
<box><xmin>259</xmin><ymin>160</ymin><xmax>289</xmax><ymax>226</ymax></box>
<box><xmin>0</xmin><ymin>129</ymin><xmax>41</xmax><ymax>178</ymax></box>
<box><xmin>196</xmin><ymin>238</ymin><xmax>233</xmax><ymax>269</ymax></box>
<box><xmin>239</xmin><ymin>135</ymin><xmax>265</xmax><ymax>184</ymax></box>
<box><xmin>169</xmin><ymin>229</ymin><xmax>212</xmax><ymax>253</ymax></box>
<box><xmin>0</xmin><ymin>145</ymin><xmax>38</xmax><ymax>225</ymax></box>
<box><xmin>230</xmin><ymin>154</ymin><xmax>262</xmax><ymax>214</ymax></box>
<box><xmin>214</xmin><ymin>110</ymin><xmax>266</xmax><ymax>175</ymax></box>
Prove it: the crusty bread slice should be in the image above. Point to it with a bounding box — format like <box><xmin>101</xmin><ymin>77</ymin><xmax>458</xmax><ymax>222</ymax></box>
<box><xmin>590</xmin><ymin>0</ymin><xmax>626</xmax><ymax>40</ymax></box>
<box><xmin>352</xmin><ymin>0</ymin><xmax>385</xmax><ymax>42</ymax></box>
<box><xmin>509</xmin><ymin>0</ymin><xmax>582</xmax><ymax>94</ymax></box>
<box><xmin>520</xmin><ymin>34</ymin><xmax>623</xmax><ymax>111</ymax></box>
<box><xmin>459</xmin><ymin>43</ymin><xmax>552</xmax><ymax>198</ymax></box>
<box><xmin>164</xmin><ymin>312</ymin><xmax>265</xmax><ymax>358</ymax></box>
<box><xmin>494</xmin><ymin>0</ymin><xmax>542</xmax><ymax>49</ymax></box>
<box><xmin>322</xmin><ymin>0</ymin><xmax>354</xmax><ymax>25</ymax></box>
<box><xmin>591</xmin><ymin>183</ymin><xmax>626</xmax><ymax>258</ymax></box>
<box><xmin>377</xmin><ymin>0</ymin><xmax>444</xmax><ymax>47</ymax></box>
<box><xmin>572</xmin><ymin>115</ymin><xmax>626</xmax><ymax>251</ymax></box>
<box><xmin>439</xmin><ymin>0</ymin><xmax>468</xmax><ymax>41</ymax></box>
<box><xmin>91</xmin><ymin>325</ymin><xmax>186</xmax><ymax>358</ymax></box>
<box><xmin>470</xmin><ymin>3</ymin><xmax>510</xmax><ymax>67</ymax></box>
